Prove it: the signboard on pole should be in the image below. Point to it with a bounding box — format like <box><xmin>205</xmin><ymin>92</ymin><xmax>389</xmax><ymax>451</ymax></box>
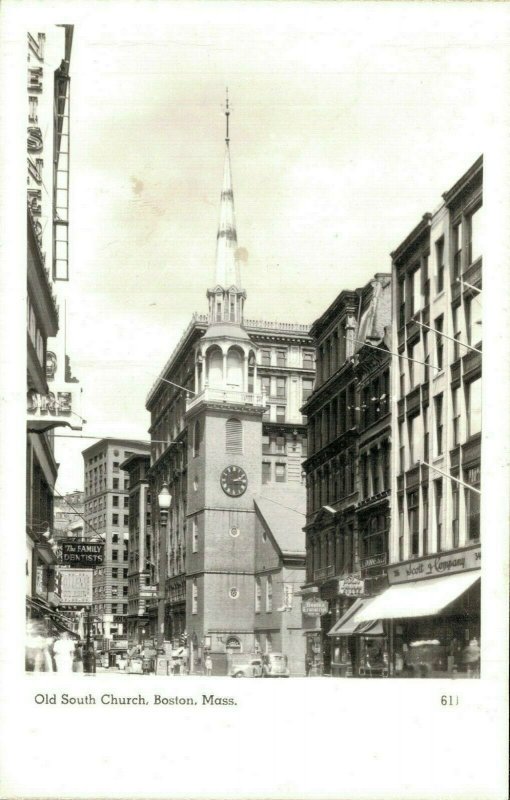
<box><xmin>58</xmin><ymin>569</ymin><xmax>93</xmax><ymax>606</ymax></box>
<box><xmin>302</xmin><ymin>598</ymin><xmax>329</xmax><ymax>617</ymax></box>
<box><xmin>338</xmin><ymin>575</ymin><xmax>365</xmax><ymax>596</ymax></box>
<box><xmin>61</xmin><ymin>540</ymin><xmax>104</xmax><ymax>567</ymax></box>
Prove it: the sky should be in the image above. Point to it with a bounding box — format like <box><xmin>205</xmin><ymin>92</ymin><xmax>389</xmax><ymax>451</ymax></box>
<box><xmin>44</xmin><ymin>1</ymin><xmax>505</xmax><ymax>491</ymax></box>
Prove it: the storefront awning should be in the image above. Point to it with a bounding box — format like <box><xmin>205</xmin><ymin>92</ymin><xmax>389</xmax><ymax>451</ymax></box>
<box><xmin>327</xmin><ymin>598</ymin><xmax>385</xmax><ymax>638</ymax></box>
<box><xmin>355</xmin><ymin>572</ymin><xmax>480</xmax><ymax>622</ymax></box>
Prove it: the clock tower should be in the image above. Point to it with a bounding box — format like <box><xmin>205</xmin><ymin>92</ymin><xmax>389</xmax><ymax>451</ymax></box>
<box><xmin>184</xmin><ymin>93</ymin><xmax>266</xmax><ymax>663</ymax></box>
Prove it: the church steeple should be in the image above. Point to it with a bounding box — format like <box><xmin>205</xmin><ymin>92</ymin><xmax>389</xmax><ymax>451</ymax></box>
<box><xmin>207</xmin><ymin>89</ymin><xmax>246</xmax><ymax>326</ymax></box>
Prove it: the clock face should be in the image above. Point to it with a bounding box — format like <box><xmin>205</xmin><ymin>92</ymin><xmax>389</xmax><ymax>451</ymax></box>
<box><xmin>220</xmin><ymin>465</ymin><xmax>248</xmax><ymax>497</ymax></box>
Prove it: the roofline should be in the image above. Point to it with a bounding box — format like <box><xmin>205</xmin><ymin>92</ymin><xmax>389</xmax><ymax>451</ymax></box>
<box><xmin>442</xmin><ymin>155</ymin><xmax>483</xmax><ymax>207</ymax></box>
<box><xmin>309</xmin><ymin>289</ymin><xmax>360</xmax><ymax>340</ymax></box>
<box><xmin>390</xmin><ymin>213</ymin><xmax>432</xmax><ymax>264</ymax></box>
<box><xmin>120</xmin><ymin>452</ymin><xmax>151</xmax><ymax>471</ymax></box>
<box><xmin>81</xmin><ymin>438</ymin><xmax>151</xmax><ymax>458</ymax></box>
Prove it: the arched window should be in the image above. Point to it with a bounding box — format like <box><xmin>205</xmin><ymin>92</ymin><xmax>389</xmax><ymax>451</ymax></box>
<box><xmin>226</xmin><ymin>418</ymin><xmax>242</xmax><ymax>454</ymax></box>
<box><xmin>193</xmin><ymin>420</ymin><xmax>200</xmax><ymax>458</ymax></box>
<box><xmin>226</xmin><ymin>348</ymin><xmax>243</xmax><ymax>389</ymax></box>
<box><xmin>225</xmin><ymin>636</ymin><xmax>241</xmax><ymax>653</ymax></box>
<box><xmin>207</xmin><ymin>348</ymin><xmax>223</xmax><ymax>388</ymax></box>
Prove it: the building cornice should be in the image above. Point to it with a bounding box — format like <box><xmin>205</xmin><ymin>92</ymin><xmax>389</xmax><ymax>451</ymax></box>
<box><xmin>391</xmin><ymin>213</ymin><xmax>432</xmax><ymax>265</ymax></box>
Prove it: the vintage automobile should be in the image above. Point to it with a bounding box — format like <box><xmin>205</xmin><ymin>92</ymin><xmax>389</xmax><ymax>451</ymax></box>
<box><xmin>261</xmin><ymin>652</ymin><xmax>290</xmax><ymax>678</ymax></box>
<box><xmin>229</xmin><ymin>655</ymin><xmax>263</xmax><ymax>678</ymax></box>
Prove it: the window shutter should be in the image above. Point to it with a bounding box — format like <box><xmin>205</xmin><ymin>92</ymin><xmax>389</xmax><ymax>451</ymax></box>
<box><xmin>226</xmin><ymin>418</ymin><xmax>242</xmax><ymax>453</ymax></box>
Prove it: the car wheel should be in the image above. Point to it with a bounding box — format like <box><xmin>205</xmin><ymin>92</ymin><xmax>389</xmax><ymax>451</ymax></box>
<box><xmin>234</xmin><ymin>671</ymin><xmax>245</xmax><ymax>678</ymax></box>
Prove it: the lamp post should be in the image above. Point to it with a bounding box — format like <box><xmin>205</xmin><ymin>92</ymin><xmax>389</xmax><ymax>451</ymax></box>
<box><xmin>157</xmin><ymin>481</ymin><xmax>172</xmax><ymax>651</ymax></box>
<box><xmin>83</xmin><ymin>605</ymin><xmax>96</xmax><ymax>674</ymax></box>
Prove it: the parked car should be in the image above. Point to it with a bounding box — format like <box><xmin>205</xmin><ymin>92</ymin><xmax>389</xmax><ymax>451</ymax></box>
<box><xmin>229</xmin><ymin>656</ymin><xmax>263</xmax><ymax>678</ymax></box>
<box><xmin>261</xmin><ymin>653</ymin><xmax>290</xmax><ymax>677</ymax></box>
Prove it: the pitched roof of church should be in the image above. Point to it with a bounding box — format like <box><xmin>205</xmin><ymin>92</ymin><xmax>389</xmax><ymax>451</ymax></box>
<box><xmin>254</xmin><ymin>486</ymin><xmax>306</xmax><ymax>557</ymax></box>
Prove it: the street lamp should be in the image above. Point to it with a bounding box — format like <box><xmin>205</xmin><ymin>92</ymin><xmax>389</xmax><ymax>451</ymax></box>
<box><xmin>157</xmin><ymin>482</ymin><xmax>172</xmax><ymax>650</ymax></box>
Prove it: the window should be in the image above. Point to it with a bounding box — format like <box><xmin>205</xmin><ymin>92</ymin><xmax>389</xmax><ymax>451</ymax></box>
<box><xmin>302</xmin><ymin>378</ymin><xmax>314</xmax><ymax>402</ymax></box>
<box><xmin>301</xmin><ymin>435</ymin><xmax>308</xmax><ymax>458</ymax></box>
<box><xmin>111</xmin><ymin>585</ymin><xmax>118</xmax><ymax>597</ymax></box>
<box><xmin>112</xmin><ymin>534</ymin><xmax>119</xmax><ymax>544</ymax></box>
<box><xmin>123</xmin><ymin>515</ymin><xmax>129</xmax><ymax>527</ymax></box>
<box><xmin>422</xmin><ymin>331</ymin><xmax>430</xmax><ymax>383</ymax></box>
<box><xmin>464</xmin><ymin>466</ymin><xmax>480</xmax><ymax>541</ymax></box>
<box><xmin>361</xmin><ymin>454</ymin><xmax>369</xmax><ymax>498</ymax></box>
<box><xmin>452</xmin><ymin>387</ymin><xmax>461</xmax><ymax>446</ymax></box>
<box><xmin>123</xmin><ymin>568</ymin><xmax>128</xmax><ymax>579</ymax></box>
<box><xmin>466</xmin><ymin>377</ymin><xmax>482</xmax><ymax>438</ymax></box>
<box><xmin>276</xmin><ymin>377</ymin><xmax>286</xmax><ymax>399</ymax></box>
<box><xmin>435</xmin><ymin>237</ymin><xmax>445</xmax><ymax>293</ymax></box>
<box><xmin>111</xmin><ymin>604</ymin><xmax>118</xmax><ymax>614</ymax></box>
<box><xmin>112</xmin><ymin>514</ymin><xmax>119</xmax><ymax>526</ymax></box>
<box><xmin>452</xmin><ymin>482</ymin><xmax>460</xmax><ymax>548</ymax></box>
<box><xmin>303</xmin><ymin>351</ymin><xmax>314</xmax><ymax>369</ymax></box>
<box><xmin>398</xmin><ymin>279</ymin><xmax>406</xmax><ymax>328</ymax></box>
<box><xmin>193</xmin><ymin>420</ymin><xmax>201</xmax><ymax>458</ymax></box>
<box><xmin>275</xmin><ymin>463</ymin><xmax>286</xmax><ymax>483</ymax></box>
<box><xmin>276</xmin><ymin>406</ymin><xmax>286</xmax><ymax>423</ymax></box>
<box><xmin>265</xmin><ymin>633</ymin><xmax>273</xmax><ymax>654</ymax></box>
<box><xmin>255</xmin><ymin>577</ymin><xmax>261</xmax><ymax>613</ymax></box>
<box><xmin>370</xmin><ymin>448</ymin><xmax>379</xmax><ymax>494</ymax></box>
<box><xmin>399</xmin><ymin>357</ymin><xmax>405</xmax><ymax>397</ymax></box>
<box><xmin>261</xmin><ymin>376</ymin><xmax>271</xmax><ymax>396</ymax></box>
<box><xmin>113</xmin><ymin>478</ymin><xmax>119</xmax><ymax>490</ymax></box>
<box><xmin>124</xmin><ymin>478</ymin><xmax>129</xmax><ymax>490</ymax></box>
<box><xmin>262</xmin><ymin>434</ymin><xmax>270</xmax><ymax>454</ymax></box>
<box><xmin>261</xmin><ymin>461</ymin><xmax>271</xmax><ymax>485</ymax></box>
<box><xmin>111</xmin><ymin>567</ymin><xmax>118</xmax><ymax>579</ymax></box>
<box><xmin>230</xmin><ymin>298</ymin><xmax>236</xmax><ymax>321</ymax></box>
<box><xmin>275</xmin><ymin>436</ymin><xmax>285</xmax><ymax>454</ymax></box>
<box><xmin>124</xmin><ymin>497</ymin><xmax>129</xmax><ymax>508</ymax></box>
<box><xmin>113</xmin><ymin>461</ymin><xmax>119</xmax><ymax>471</ymax></box>
<box><xmin>276</xmin><ymin>350</ymin><xmax>287</xmax><ymax>367</ymax></box>
<box><xmin>216</xmin><ymin>301</ymin><xmax>222</xmax><ymax>321</ymax></box>
<box><xmin>422</xmin><ymin>485</ymin><xmax>429</xmax><ymax>556</ymax></box>
<box><xmin>226</xmin><ymin>418</ymin><xmax>242</xmax><ymax>453</ymax></box>
<box><xmin>123</xmin><ymin>586</ymin><xmax>128</xmax><ymax>596</ymax></box>
<box><xmin>466</xmin><ymin>295</ymin><xmax>482</xmax><ymax>347</ymax></box>
<box><xmin>192</xmin><ymin>579</ymin><xmax>198</xmax><ymax>614</ymax></box>
<box><xmin>452</xmin><ymin>305</ymin><xmax>461</xmax><ymax>362</ymax></box>
<box><xmin>452</xmin><ymin>220</ymin><xmax>462</xmax><ymax>280</ymax></box>
<box><xmin>434</xmin><ymin>394</ymin><xmax>443</xmax><ymax>455</ymax></box>
<box><xmin>266</xmin><ymin>576</ymin><xmax>273</xmax><ymax>612</ymax></box>
<box><xmin>261</xmin><ymin>349</ymin><xmax>271</xmax><ymax>366</ymax></box>
<box><xmin>123</xmin><ymin>604</ymin><xmax>127</xmax><ymax>614</ymax></box>
<box><xmin>412</xmin><ymin>268</ymin><xmax>421</xmax><ymax>315</ymax></box>
<box><xmin>398</xmin><ymin>496</ymin><xmax>404</xmax><ymax>560</ymax></box>
<box><xmin>423</xmin><ymin>412</ymin><xmax>429</xmax><ymax>462</ymax></box>
<box><xmin>112</xmin><ymin>495</ymin><xmax>119</xmax><ymax>507</ymax></box>
<box><xmin>399</xmin><ymin>421</ymin><xmax>405</xmax><ymax>474</ymax></box>
<box><xmin>408</xmin><ymin>491</ymin><xmax>419</xmax><ymax>556</ymax></box>
<box><xmin>434</xmin><ymin>479</ymin><xmax>443</xmax><ymax>551</ymax></box>
<box><xmin>123</xmin><ymin>550</ymin><xmax>128</xmax><ymax>561</ymax></box>
<box><xmin>382</xmin><ymin>443</ymin><xmax>390</xmax><ymax>491</ymax></box>
<box><xmin>192</xmin><ymin>518</ymin><xmax>198</xmax><ymax>553</ymax></box>
<box><xmin>466</xmin><ymin>205</ymin><xmax>482</xmax><ymax>266</ymax></box>
<box><xmin>408</xmin><ymin>415</ymin><xmax>418</xmax><ymax>466</ymax></box>
<box><xmin>435</xmin><ymin>315</ymin><xmax>444</xmax><ymax>371</ymax></box>
<box><xmin>408</xmin><ymin>342</ymin><xmax>415</xmax><ymax>389</ymax></box>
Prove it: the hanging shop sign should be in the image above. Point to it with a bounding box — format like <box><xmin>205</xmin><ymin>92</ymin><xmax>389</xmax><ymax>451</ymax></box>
<box><xmin>360</xmin><ymin>553</ymin><xmax>387</xmax><ymax>570</ymax></box>
<box><xmin>302</xmin><ymin>598</ymin><xmax>329</xmax><ymax>617</ymax></box>
<box><xmin>27</xmin><ymin>384</ymin><xmax>82</xmax><ymax>424</ymax></box>
<box><xmin>338</xmin><ymin>575</ymin><xmax>365</xmax><ymax>596</ymax></box>
<box><xmin>387</xmin><ymin>544</ymin><xmax>481</xmax><ymax>585</ymax></box>
<box><xmin>58</xmin><ymin>569</ymin><xmax>92</xmax><ymax>605</ymax></box>
<box><xmin>61</xmin><ymin>541</ymin><xmax>104</xmax><ymax>567</ymax></box>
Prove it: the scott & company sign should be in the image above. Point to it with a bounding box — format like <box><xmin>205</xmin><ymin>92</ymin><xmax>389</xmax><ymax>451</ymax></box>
<box><xmin>387</xmin><ymin>545</ymin><xmax>481</xmax><ymax>585</ymax></box>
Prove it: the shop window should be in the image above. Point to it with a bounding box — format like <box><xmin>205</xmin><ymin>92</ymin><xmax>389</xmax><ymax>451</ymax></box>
<box><xmin>464</xmin><ymin>467</ymin><xmax>480</xmax><ymax>541</ymax></box>
<box><xmin>262</xmin><ymin>461</ymin><xmax>271</xmax><ymax>484</ymax></box>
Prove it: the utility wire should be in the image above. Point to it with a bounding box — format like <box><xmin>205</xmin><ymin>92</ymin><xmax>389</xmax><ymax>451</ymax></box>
<box><xmin>51</xmin><ymin>485</ymin><xmax>105</xmax><ymax>540</ymax></box>
<box><xmin>349</xmin><ymin>337</ymin><xmax>441</xmax><ymax>372</ymax></box>
<box><xmin>414</xmin><ymin>320</ymin><xmax>482</xmax><ymax>354</ymax></box>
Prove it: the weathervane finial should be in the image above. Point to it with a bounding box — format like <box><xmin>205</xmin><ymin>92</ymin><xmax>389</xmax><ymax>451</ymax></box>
<box><xmin>225</xmin><ymin>87</ymin><xmax>230</xmax><ymax>144</ymax></box>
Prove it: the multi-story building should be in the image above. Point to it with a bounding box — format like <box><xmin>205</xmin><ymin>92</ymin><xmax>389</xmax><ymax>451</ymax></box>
<box><xmin>301</xmin><ymin>274</ymin><xmax>391</xmax><ymax>676</ymax></box>
<box><xmin>144</xmin><ymin>105</ymin><xmax>314</xmax><ymax>674</ymax></box>
<box><xmin>53</xmin><ymin>490</ymin><xmax>84</xmax><ymax>541</ymax></box>
<box><xmin>26</xmin><ymin>26</ymin><xmax>82</xmax><ymax>646</ymax></box>
<box><xmin>355</xmin><ymin>157</ymin><xmax>482</xmax><ymax>678</ymax></box>
<box><xmin>82</xmin><ymin>439</ymin><xmax>150</xmax><ymax>653</ymax></box>
<box><xmin>120</xmin><ymin>452</ymin><xmax>157</xmax><ymax>650</ymax></box>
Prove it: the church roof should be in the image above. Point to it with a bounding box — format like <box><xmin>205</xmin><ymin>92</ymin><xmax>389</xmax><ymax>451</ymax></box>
<box><xmin>214</xmin><ymin>142</ymin><xmax>242</xmax><ymax>290</ymax></box>
<box><xmin>254</xmin><ymin>486</ymin><xmax>306</xmax><ymax>557</ymax></box>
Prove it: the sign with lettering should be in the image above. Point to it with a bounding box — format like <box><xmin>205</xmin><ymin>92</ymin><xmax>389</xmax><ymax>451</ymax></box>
<box><xmin>360</xmin><ymin>553</ymin><xmax>387</xmax><ymax>570</ymax></box>
<box><xmin>58</xmin><ymin>569</ymin><xmax>92</xmax><ymax>605</ymax></box>
<box><xmin>61</xmin><ymin>541</ymin><xmax>104</xmax><ymax>567</ymax></box>
<box><xmin>387</xmin><ymin>545</ymin><xmax>481</xmax><ymax>585</ymax></box>
<box><xmin>302</xmin><ymin>599</ymin><xmax>329</xmax><ymax>617</ymax></box>
<box><xmin>338</xmin><ymin>575</ymin><xmax>365</xmax><ymax>596</ymax></box>
<box><xmin>27</xmin><ymin>384</ymin><xmax>82</xmax><ymax>424</ymax></box>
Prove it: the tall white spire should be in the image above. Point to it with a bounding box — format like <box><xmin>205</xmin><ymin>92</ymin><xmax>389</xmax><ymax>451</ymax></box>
<box><xmin>214</xmin><ymin>89</ymin><xmax>242</xmax><ymax>290</ymax></box>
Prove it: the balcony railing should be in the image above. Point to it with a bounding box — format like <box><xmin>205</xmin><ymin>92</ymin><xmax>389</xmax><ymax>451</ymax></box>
<box><xmin>186</xmin><ymin>387</ymin><xmax>266</xmax><ymax>413</ymax></box>
<box><xmin>313</xmin><ymin>565</ymin><xmax>335</xmax><ymax>581</ymax></box>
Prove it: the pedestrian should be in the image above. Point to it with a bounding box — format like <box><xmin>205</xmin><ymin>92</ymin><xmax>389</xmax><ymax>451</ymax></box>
<box><xmin>53</xmin><ymin>632</ymin><xmax>75</xmax><ymax>674</ymax></box>
<box><xmin>205</xmin><ymin>654</ymin><xmax>213</xmax><ymax>676</ymax></box>
<box><xmin>73</xmin><ymin>643</ymin><xmax>84</xmax><ymax>673</ymax></box>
